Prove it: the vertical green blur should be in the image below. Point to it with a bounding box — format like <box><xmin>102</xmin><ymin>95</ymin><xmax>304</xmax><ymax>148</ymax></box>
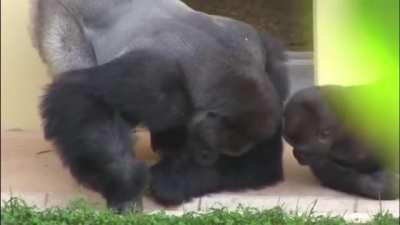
<box><xmin>315</xmin><ymin>0</ymin><xmax>399</xmax><ymax>171</ymax></box>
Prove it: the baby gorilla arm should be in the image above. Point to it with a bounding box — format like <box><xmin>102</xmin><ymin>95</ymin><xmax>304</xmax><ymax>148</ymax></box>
<box><xmin>309</xmin><ymin>158</ymin><xmax>399</xmax><ymax>200</ymax></box>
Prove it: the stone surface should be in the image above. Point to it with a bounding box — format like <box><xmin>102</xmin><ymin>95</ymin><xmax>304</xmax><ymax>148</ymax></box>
<box><xmin>1</xmin><ymin>130</ymin><xmax>398</xmax><ymax>219</ymax></box>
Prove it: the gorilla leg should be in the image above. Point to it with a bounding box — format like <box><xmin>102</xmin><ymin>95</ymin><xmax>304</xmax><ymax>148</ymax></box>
<box><xmin>310</xmin><ymin>159</ymin><xmax>399</xmax><ymax>200</ymax></box>
<box><xmin>216</xmin><ymin>129</ymin><xmax>284</xmax><ymax>191</ymax></box>
<box><xmin>41</xmin><ymin>88</ymin><xmax>148</xmax><ymax>212</ymax></box>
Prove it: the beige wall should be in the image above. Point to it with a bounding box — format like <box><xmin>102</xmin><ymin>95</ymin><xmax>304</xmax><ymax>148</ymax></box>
<box><xmin>314</xmin><ymin>1</ymin><xmax>383</xmax><ymax>85</ymax></box>
<box><xmin>1</xmin><ymin>0</ymin><xmax>50</xmax><ymax>131</ymax></box>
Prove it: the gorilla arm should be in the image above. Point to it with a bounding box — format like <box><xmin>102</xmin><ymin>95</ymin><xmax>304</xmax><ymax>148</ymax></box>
<box><xmin>309</xmin><ymin>158</ymin><xmax>399</xmax><ymax>200</ymax></box>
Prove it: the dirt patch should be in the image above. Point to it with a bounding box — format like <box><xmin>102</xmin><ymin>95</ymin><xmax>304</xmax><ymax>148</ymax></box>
<box><xmin>183</xmin><ymin>0</ymin><xmax>313</xmax><ymax>51</ymax></box>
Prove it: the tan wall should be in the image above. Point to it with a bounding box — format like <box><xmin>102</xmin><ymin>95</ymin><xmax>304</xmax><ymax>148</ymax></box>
<box><xmin>1</xmin><ymin>0</ymin><xmax>50</xmax><ymax>131</ymax></box>
<box><xmin>314</xmin><ymin>0</ymin><xmax>381</xmax><ymax>85</ymax></box>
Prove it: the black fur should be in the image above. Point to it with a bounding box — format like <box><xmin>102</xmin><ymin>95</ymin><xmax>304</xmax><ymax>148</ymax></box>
<box><xmin>150</xmin><ymin>127</ymin><xmax>283</xmax><ymax>205</ymax></box>
<box><xmin>42</xmin><ymin>40</ymin><xmax>288</xmax><ymax>207</ymax></box>
<box><xmin>36</xmin><ymin>0</ymin><xmax>289</xmax><ymax>209</ymax></box>
<box><xmin>283</xmin><ymin>86</ymin><xmax>399</xmax><ymax>200</ymax></box>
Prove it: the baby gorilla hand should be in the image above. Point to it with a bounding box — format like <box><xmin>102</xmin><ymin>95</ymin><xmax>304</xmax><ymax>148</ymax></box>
<box><xmin>309</xmin><ymin>158</ymin><xmax>399</xmax><ymax>200</ymax></box>
<box><xmin>358</xmin><ymin>171</ymin><xmax>400</xmax><ymax>200</ymax></box>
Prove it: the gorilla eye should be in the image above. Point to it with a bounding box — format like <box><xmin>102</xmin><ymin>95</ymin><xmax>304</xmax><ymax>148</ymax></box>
<box><xmin>318</xmin><ymin>128</ymin><xmax>331</xmax><ymax>139</ymax></box>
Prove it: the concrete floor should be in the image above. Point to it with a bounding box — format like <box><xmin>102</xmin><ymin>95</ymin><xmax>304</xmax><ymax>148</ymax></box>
<box><xmin>1</xmin><ymin>130</ymin><xmax>399</xmax><ymax>220</ymax></box>
<box><xmin>1</xmin><ymin>53</ymin><xmax>399</xmax><ymax>220</ymax></box>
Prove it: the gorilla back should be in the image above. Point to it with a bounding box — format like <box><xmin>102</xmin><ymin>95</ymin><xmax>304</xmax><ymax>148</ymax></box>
<box><xmin>32</xmin><ymin>0</ymin><xmax>196</xmax><ymax>74</ymax></box>
<box><xmin>34</xmin><ymin>0</ymin><xmax>289</xmax><ymax>207</ymax></box>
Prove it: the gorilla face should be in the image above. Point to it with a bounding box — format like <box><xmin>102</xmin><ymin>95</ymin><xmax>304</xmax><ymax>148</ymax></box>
<box><xmin>188</xmin><ymin>111</ymin><xmax>266</xmax><ymax>166</ymax></box>
<box><xmin>283</xmin><ymin>86</ymin><xmax>343</xmax><ymax>165</ymax></box>
<box><xmin>283</xmin><ymin>85</ymin><xmax>382</xmax><ymax>169</ymax></box>
<box><xmin>185</xmin><ymin>71</ymin><xmax>282</xmax><ymax>167</ymax></box>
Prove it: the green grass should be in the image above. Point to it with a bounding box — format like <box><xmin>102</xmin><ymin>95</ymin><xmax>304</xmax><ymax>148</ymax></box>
<box><xmin>1</xmin><ymin>198</ymin><xmax>398</xmax><ymax>225</ymax></box>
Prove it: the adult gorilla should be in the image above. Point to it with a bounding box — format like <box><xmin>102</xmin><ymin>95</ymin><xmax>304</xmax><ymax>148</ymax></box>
<box><xmin>32</xmin><ymin>0</ymin><xmax>289</xmax><ymax>210</ymax></box>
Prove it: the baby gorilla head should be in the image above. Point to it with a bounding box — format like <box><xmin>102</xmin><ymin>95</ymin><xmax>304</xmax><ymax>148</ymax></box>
<box><xmin>283</xmin><ymin>86</ymin><xmax>347</xmax><ymax>165</ymax></box>
<box><xmin>283</xmin><ymin>85</ymin><xmax>383</xmax><ymax>170</ymax></box>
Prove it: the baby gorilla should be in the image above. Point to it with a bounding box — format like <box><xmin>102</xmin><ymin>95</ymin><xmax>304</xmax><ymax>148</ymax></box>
<box><xmin>283</xmin><ymin>85</ymin><xmax>399</xmax><ymax>200</ymax></box>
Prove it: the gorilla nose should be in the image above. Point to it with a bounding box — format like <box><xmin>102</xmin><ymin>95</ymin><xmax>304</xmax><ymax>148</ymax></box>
<box><xmin>194</xmin><ymin>149</ymin><xmax>219</xmax><ymax>167</ymax></box>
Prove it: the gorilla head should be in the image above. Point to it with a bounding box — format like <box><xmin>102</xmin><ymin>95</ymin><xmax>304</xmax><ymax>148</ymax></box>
<box><xmin>282</xmin><ymin>86</ymin><xmax>399</xmax><ymax>200</ymax></box>
<box><xmin>283</xmin><ymin>86</ymin><xmax>343</xmax><ymax>164</ymax></box>
<box><xmin>188</xmin><ymin>93</ymin><xmax>281</xmax><ymax>166</ymax></box>
<box><xmin>185</xmin><ymin>69</ymin><xmax>282</xmax><ymax>166</ymax></box>
<box><xmin>283</xmin><ymin>85</ymin><xmax>379</xmax><ymax>169</ymax></box>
